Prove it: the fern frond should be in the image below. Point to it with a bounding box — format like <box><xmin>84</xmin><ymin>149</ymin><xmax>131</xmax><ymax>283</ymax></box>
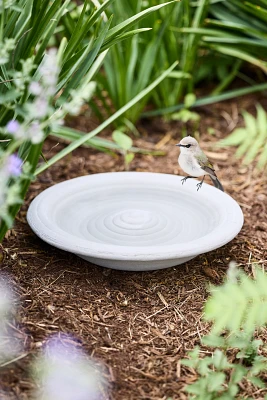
<box><xmin>218</xmin><ymin>104</ymin><xmax>267</xmax><ymax>170</ymax></box>
<box><xmin>205</xmin><ymin>266</ymin><xmax>267</xmax><ymax>336</ymax></box>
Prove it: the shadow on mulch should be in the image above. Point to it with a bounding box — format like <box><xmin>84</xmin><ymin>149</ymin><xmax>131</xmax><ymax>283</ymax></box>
<box><xmin>1</xmin><ymin>93</ymin><xmax>267</xmax><ymax>399</ymax></box>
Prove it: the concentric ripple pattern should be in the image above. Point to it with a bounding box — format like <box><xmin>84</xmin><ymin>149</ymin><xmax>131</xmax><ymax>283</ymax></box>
<box><xmin>55</xmin><ymin>187</ymin><xmax>218</xmax><ymax>247</ymax></box>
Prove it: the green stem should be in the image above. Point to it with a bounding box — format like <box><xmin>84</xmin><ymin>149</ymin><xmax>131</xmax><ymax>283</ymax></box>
<box><xmin>51</xmin><ymin>125</ymin><xmax>165</xmax><ymax>155</ymax></box>
<box><xmin>141</xmin><ymin>82</ymin><xmax>267</xmax><ymax>117</ymax></box>
<box><xmin>212</xmin><ymin>60</ymin><xmax>242</xmax><ymax>96</ymax></box>
<box><xmin>6</xmin><ymin>139</ymin><xmax>23</xmax><ymax>156</ymax></box>
<box><xmin>0</xmin><ymin>0</ymin><xmax>4</xmax><ymax>43</ymax></box>
<box><xmin>0</xmin><ymin>108</ymin><xmax>9</xmax><ymax>125</ymax></box>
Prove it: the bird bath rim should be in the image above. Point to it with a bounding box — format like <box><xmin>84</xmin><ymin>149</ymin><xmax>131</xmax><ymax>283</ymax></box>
<box><xmin>27</xmin><ymin>172</ymin><xmax>244</xmax><ymax>269</ymax></box>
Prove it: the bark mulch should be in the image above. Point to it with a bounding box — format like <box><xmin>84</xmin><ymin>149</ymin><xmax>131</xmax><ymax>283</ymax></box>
<box><xmin>0</xmin><ymin>93</ymin><xmax>267</xmax><ymax>400</ymax></box>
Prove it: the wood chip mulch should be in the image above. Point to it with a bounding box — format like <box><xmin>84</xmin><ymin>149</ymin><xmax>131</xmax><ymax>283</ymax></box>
<box><xmin>0</xmin><ymin>93</ymin><xmax>267</xmax><ymax>399</ymax></box>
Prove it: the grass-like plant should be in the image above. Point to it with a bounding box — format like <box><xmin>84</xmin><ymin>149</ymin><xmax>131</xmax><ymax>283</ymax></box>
<box><xmin>182</xmin><ymin>264</ymin><xmax>267</xmax><ymax>399</ymax></box>
<box><xmin>208</xmin><ymin>0</ymin><xmax>267</xmax><ymax>71</ymax></box>
<box><xmin>35</xmin><ymin>61</ymin><xmax>177</xmax><ymax>176</ymax></box>
<box><xmin>218</xmin><ymin>104</ymin><xmax>267</xmax><ymax>170</ymax></box>
<box><xmin>0</xmin><ymin>0</ymin><xmax>178</xmax><ymax>241</ymax></box>
<box><xmin>91</xmin><ymin>0</ymin><xmax>209</xmax><ymax>127</ymax></box>
<box><xmin>143</xmin><ymin>0</ymin><xmax>267</xmax><ymax>118</ymax></box>
<box><xmin>177</xmin><ymin>0</ymin><xmax>267</xmax><ymax>95</ymax></box>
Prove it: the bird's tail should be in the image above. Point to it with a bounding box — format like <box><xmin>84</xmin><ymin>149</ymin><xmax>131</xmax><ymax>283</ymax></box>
<box><xmin>210</xmin><ymin>175</ymin><xmax>224</xmax><ymax>192</ymax></box>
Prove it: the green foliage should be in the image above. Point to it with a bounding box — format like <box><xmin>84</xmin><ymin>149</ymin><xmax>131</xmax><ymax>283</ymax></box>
<box><xmin>35</xmin><ymin>61</ymin><xmax>177</xmax><ymax>176</ymax></box>
<box><xmin>182</xmin><ymin>264</ymin><xmax>267</xmax><ymax>399</ymax></box>
<box><xmin>91</xmin><ymin>0</ymin><xmax>209</xmax><ymax>126</ymax></box>
<box><xmin>146</xmin><ymin>0</ymin><xmax>267</xmax><ymax>118</ymax></box>
<box><xmin>182</xmin><ymin>347</ymin><xmax>246</xmax><ymax>400</ymax></box>
<box><xmin>170</xmin><ymin>93</ymin><xmax>200</xmax><ymax>123</ymax></box>
<box><xmin>169</xmin><ymin>93</ymin><xmax>200</xmax><ymax>137</ymax></box>
<box><xmin>178</xmin><ymin>0</ymin><xmax>267</xmax><ymax>94</ymax></box>
<box><xmin>218</xmin><ymin>104</ymin><xmax>267</xmax><ymax>170</ymax></box>
<box><xmin>0</xmin><ymin>0</ymin><xmax>178</xmax><ymax>241</ymax></box>
<box><xmin>207</xmin><ymin>0</ymin><xmax>267</xmax><ymax>72</ymax></box>
<box><xmin>142</xmin><ymin>83</ymin><xmax>267</xmax><ymax>118</ymax></box>
<box><xmin>112</xmin><ymin>130</ymin><xmax>135</xmax><ymax>170</ymax></box>
<box><xmin>112</xmin><ymin>130</ymin><xmax>133</xmax><ymax>152</ymax></box>
<box><xmin>205</xmin><ymin>263</ymin><xmax>267</xmax><ymax>335</ymax></box>
<box><xmin>49</xmin><ymin>124</ymin><xmax>165</xmax><ymax>157</ymax></box>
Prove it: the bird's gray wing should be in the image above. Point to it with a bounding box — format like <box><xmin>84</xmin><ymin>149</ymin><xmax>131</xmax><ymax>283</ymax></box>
<box><xmin>195</xmin><ymin>153</ymin><xmax>217</xmax><ymax>177</ymax></box>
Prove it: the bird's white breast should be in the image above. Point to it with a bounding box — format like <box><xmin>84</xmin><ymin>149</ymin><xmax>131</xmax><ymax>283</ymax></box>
<box><xmin>178</xmin><ymin>154</ymin><xmax>206</xmax><ymax>177</ymax></box>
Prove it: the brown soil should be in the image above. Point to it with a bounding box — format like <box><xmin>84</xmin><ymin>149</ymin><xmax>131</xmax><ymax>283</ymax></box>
<box><xmin>1</xmin><ymin>94</ymin><xmax>267</xmax><ymax>400</ymax></box>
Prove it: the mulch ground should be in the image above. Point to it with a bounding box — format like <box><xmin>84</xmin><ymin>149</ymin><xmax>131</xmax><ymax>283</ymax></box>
<box><xmin>0</xmin><ymin>93</ymin><xmax>267</xmax><ymax>400</ymax></box>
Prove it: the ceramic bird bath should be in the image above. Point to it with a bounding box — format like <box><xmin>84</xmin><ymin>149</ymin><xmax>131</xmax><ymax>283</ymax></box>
<box><xmin>27</xmin><ymin>172</ymin><xmax>244</xmax><ymax>271</ymax></box>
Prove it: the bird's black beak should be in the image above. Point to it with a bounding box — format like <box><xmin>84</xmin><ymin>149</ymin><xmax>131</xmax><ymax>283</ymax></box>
<box><xmin>176</xmin><ymin>143</ymin><xmax>184</xmax><ymax>147</ymax></box>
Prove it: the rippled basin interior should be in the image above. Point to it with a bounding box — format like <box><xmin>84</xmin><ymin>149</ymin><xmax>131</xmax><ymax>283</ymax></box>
<box><xmin>53</xmin><ymin>186</ymin><xmax>220</xmax><ymax>247</ymax></box>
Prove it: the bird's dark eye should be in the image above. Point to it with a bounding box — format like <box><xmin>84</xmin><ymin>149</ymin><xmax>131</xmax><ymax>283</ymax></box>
<box><xmin>186</xmin><ymin>144</ymin><xmax>191</xmax><ymax>148</ymax></box>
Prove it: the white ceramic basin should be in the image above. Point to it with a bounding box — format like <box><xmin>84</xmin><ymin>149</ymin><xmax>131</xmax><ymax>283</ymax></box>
<box><xmin>27</xmin><ymin>172</ymin><xmax>243</xmax><ymax>271</ymax></box>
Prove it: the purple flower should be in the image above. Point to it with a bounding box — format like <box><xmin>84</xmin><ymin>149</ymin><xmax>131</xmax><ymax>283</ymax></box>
<box><xmin>0</xmin><ymin>278</ymin><xmax>13</xmax><ymax>315</ymax></box>
<box><xmin>28</xmin><ymin>121</ymin><xmax>44</xmax><ymax>144</ymax></box>
<box><xmin>6</xmin><ymin>120</ymin><xmax>20</xmax><ymax>135</ymax></box>
<box><xmin>6</xmin><ymin>154</ymin><xmax>22</xmax><ymax>177</ymax></box>
<box><xmin>0</xmin><ymin>278</ymin><xmax>21</xmax><ymax>362</ymax></box>
<box><xmin>34</xmin><ymin>97</ymin><xmax>49</xmax><ymax>118</ymax></box>
<box><xmin>29</xmin><ymin>81</ymin><xmax>42</xmax><ymax>96</ymax></box>
<box><xmin>35</xmin><ymin>335</ymin><xmax>106</xmax><ymax>400</ymax></box>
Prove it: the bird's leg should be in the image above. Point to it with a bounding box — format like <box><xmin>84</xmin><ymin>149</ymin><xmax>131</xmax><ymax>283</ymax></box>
<box><xmin>181</xmin><ymin>176</ymin><xmax>196</xmax><ymax>185</ymax></box>
<box><xmin>196</xmin><ymin>176</ymin><xmax>205</xmax><ymax>191</ymax></box>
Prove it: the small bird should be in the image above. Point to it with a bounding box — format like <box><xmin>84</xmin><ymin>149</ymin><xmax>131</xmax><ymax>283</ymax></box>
<box><xmin>176</xmin><ymin>136</ymin><xmax>224</xmax><ymax>192</ymax></box>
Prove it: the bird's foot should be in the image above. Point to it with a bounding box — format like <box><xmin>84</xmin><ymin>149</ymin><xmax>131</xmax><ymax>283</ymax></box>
<box><xmin>196</xmin><ymin>182</ymin><xmax>203</xmax><ymax>191</ymax></box>
<box><xmin>181</xmin><ymin>177</ymin><xmax>187</xmax><ymax>185</ymax></box>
